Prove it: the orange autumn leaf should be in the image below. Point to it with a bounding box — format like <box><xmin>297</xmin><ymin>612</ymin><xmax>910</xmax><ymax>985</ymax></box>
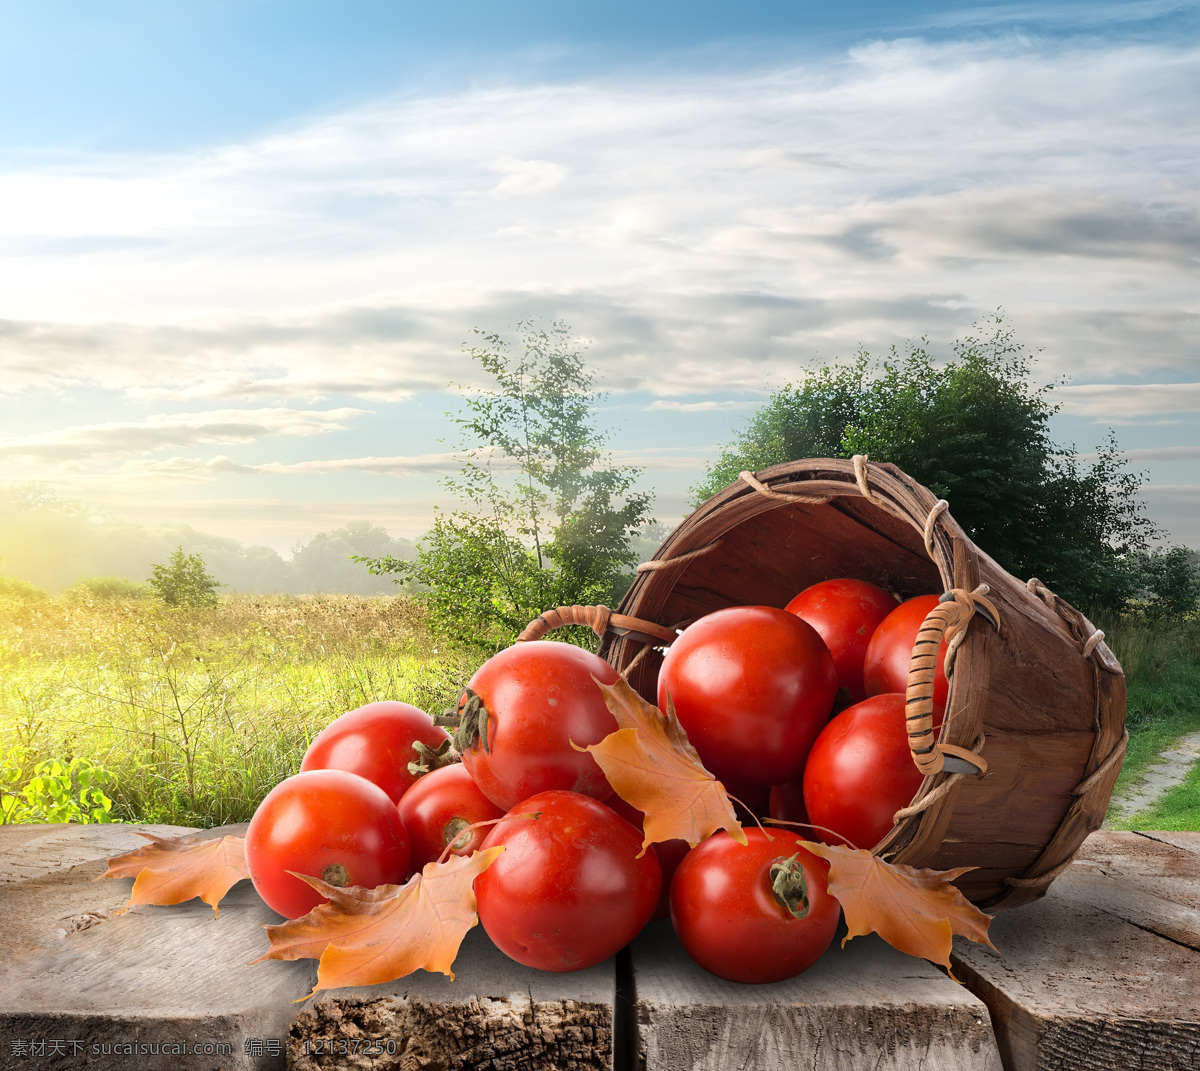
<box><xmin>580</xmin><ymin>676</ymin><xmax>745</xmax><ymax>853</ymax></box>
<box><xmin>800</xmin><ymin>840</ymin><xmax>996</xmax><ymax>976</ymax></box>
<box><xmin>253</xmin><ymin>846</ymin><xmax>504</xmax><ymax>997</ymax></box>
<box><xmin>96</xmin><ymin>831</ymin><xmax>249</xmax><ymax>917</ymax></box>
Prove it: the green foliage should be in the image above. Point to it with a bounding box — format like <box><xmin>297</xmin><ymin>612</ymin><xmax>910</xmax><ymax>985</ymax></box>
<box><xmin>148</xmin><ymin>546</ymin><xmax>223</xmax><ymax>608</ymax></box>
<box><xmin>0</xmin><ymin>574</ymin><xmax>50</xmax><ymax>609</ymax></box>
<box><xmin>692</xmin><ymin>315</ymin><xmax>1180</xmax><ymax>616</ymax></box>
<box><xmin>360</xmin><ymin>320</ymin><xmax>652</xmax><ymax>650</ymax></box>
<box><xmin>0</xmin><ymin>747</ymin><xmax>115</xmax><ymax>824</ymax></box>
<box><xmin>65</xmin><ymin>575</ymin><xmax>153</xmax><ymax>602</ymax></box>
<box><xmin>1100</xmin><ymin>613</ymin><xmax>1200</xmax><ymax>828</ymax></box>
<box><xmin>0</xmin><ymin>593</ymin><xmax>471</xmax><ymax>826</ymax></box>
<box><xmin>1127</xmin><ymin>547</ymin><xmax>1200</xmax><ymax>622</ymax></box>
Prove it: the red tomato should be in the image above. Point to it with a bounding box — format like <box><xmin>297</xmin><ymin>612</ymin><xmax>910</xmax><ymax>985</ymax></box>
<box><xmin>768</xmin><ymin>776</ymin><xmax>811</xmax><ymax>832</ymax></box>
<box><xmin>785</xmin><ymin>578</ymin><xmax>897</xmax><ymax>701</ymax></box>
<box><xmin>863</xmin><ymin>595</ymin><xmax>949</xmax><ymax>720</ymax></box>
<box><xmin>460</xmin><ymin>641</ymin><xmax>620</xmax><ymax>811</ymax></box>
<box><xmin>802</xmin><ymin>693</ymin><xmax>923</xmax><ymax>851</ymax></box>
<box><xmin>397</xmin><ymin>762</ymin><xmax>504</xmax><ymax>871</ymax></box>
<box><xmin>245</xmin><ymin>769</ymin><xmax>410</xmax><ymax>919</ymax></box>
<box><xmin>657</xmin><ymin>606</ymin><xmax>837</xmax><ymax>786</ymax></box>
<box><xmin>605</xmin><ymin>792</ymin><xmax>692</xmax><ymax>922</ymax></box>
<box><xmin>475</xmin><ymin>790</ymin><xmax>661</xmax><ymax>972</ymax></box>
<box><xmin>669</xmin><ymin>828</ymin><xmax>840</xmax><ymax>983</ymax></box>
<box><xmin>300</xmin><ymin>700</ymin><xmax>451</xmax><ymax>804</ymax></box>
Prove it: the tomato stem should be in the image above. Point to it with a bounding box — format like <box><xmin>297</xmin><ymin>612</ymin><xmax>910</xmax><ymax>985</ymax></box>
<box><xmin>451</xmin><ymin>688</ymin><xmax>491</xmax><ymax>754</ymax></box>
<box><xmin>769</xmin><ymin>854</ymin><xmax>811</xmax><ymax>919</ymax></box>
<box><xmin>407</xmin><ymin>737</ymin><xmax>459</xmax><ymax>779</ymax></box>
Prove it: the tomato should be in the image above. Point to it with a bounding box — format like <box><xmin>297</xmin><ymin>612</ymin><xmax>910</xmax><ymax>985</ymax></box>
<box><xmin>459</xmin><ymin>640</ymin><xmax>620</xmax><ymax>811</ymax></box>
<box><xmin>669</xmin><ymin>828</ymin><xmax>840</xmax><ymax>983</ymax></box>
<box><xmin>802</xmin><ymin>693</ymin><xmax>923</xmax><ymax>851</ymax></box>
<box><xmin>785</xmin><ymin>578</ymin><xmax>898</xmax><ymax>701</ymax></box>
<box><xmin>605</xmin><ymin>792</ymin><xmax>692</xmax><ymax>922</ymax></box>
<box><xmin>475</xmin><ymin>790</ymin><xmax>661</xmax><ymax>972</ymax></box>
<box><xmin>768</xmin><ymin>776</ymin><xmax>811</xmax><ymax>831</ymax></box>
<box><xmin>245</xmin><ymin>769</ymin><xmax>410</xmax><ymax>919</ymax></box>
<box><xmin>656</xmin><ymin>605</ymin><xmax>837</xmax><ymax>786</ymax></box>
<box><xmin>397</xmin><ymin>762</ymin><xmax>504</xmax><ymax>871</ymax></box>
<box><xmin>300</xmin><ymin>700</ymin><xmax>451</xmax><ymax>804</ymax></box>
<box><xmin>863</xmin><ymin>595</ymin><xmax>949</xmax><ymax>720</ymax></box>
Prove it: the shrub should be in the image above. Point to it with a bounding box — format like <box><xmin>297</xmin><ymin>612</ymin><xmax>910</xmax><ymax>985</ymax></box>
<box><xmin>65</xmin><ymin>575</ymin><xmax>153</xmax><ymax>602</ymax></box>
<box><xmin>148</xmin><ymin>546</ymin><xmax>223</xmax><ymax>608</ymax></box>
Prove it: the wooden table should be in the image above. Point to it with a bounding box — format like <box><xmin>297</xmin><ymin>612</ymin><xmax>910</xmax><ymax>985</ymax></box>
<box><xmin>1</xmin><ymin>824</ymin><xmax>1196</xmax><ymax>1070</ymax></box>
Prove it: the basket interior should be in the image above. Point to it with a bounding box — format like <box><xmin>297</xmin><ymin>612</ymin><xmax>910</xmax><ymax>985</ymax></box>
<box><xmin>607</xmin><ymin>494</ymin><xmax>948</xmax><ymax>699</ymax></box>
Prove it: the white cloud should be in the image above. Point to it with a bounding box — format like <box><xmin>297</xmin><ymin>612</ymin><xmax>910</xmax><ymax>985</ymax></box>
<box><xmin>491</xmin><ymin>157</ymin><xmax>570</xmax><ymax>198</ymax></box>
<box><xmin>1057</xmin><ymin>383</ymin><xmax>1200</xmax><ymax>417</ymax></box>
<box><xmin>1</xmin><ymin>33</ymin><xmax>1198</xmax><ymax>538</ymax></box>
<box><xmin>0</xmin><ymin>407</ymin><xmax>366</xmax><ymax>463</ymax></box>
<box><xmin>1122</xmin><ymin>445</ymin><xmax>1200</xmax><ymax>461</ymax></box>
<box><xmin>644</xmin><ymin>399</ymin><xmax>759</xmax><ymax>412</ymax></box>
<box><xmin>122</xmin><ymin>450</ymin><xmax>464</xmax><ymax>481</ymax></box>
<box><xmin>0</xmin><ymin>37</ymin><xmax>1193</xmax><ymax>395</ymax></box>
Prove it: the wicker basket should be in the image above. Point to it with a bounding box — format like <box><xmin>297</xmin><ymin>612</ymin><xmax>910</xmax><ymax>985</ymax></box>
<box><xmin>521</xmin><ymin>457</ymin><xmax>1127</xmax><ymax>911</ymax></box>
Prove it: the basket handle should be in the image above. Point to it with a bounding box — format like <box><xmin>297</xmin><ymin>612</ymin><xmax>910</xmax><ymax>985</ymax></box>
<box><xmin>906</xmin><ymin>587</ymin><xmax>999</xmax><ymax>777</ymax></box>
<box><xmin>517</xmin><ymin>605</ymin><xmax>679</xmax><ymax>647</ymax></box>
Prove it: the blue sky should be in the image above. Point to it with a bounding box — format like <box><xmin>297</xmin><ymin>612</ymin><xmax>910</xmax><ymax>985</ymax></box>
<box><xmin>1</xmin><ymin>0</ymin><xmax>1198</xmax><ymax>551</ymax></box>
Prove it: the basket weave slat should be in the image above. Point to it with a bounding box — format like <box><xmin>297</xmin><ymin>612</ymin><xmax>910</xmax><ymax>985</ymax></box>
<box><xmin>594</xmin><ymin>457</ymin><xmax>1126</xmax><ymax>912</ymax></box>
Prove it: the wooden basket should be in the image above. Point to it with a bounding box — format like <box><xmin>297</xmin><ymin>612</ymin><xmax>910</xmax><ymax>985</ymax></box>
<box><xmin>521</xmin><ymin>457</ymin><xmax>1127</xmax><ymax>911</ymax></box>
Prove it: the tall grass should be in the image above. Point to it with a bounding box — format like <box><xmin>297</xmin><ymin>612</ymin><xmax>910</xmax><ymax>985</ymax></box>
<box><xmin>0</xmin><ymin>593</ymin><xmax>474</xmax><ymax>827</ymax></box>
<box><xmin>1098</xmin><ymin>613</ymin><xmax>1200</xmax><ymax>826</ymax></box>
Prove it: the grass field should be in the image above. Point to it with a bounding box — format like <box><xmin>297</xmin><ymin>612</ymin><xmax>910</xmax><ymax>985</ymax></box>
<box><xmin>0</xmin><ymin>592</ymin><xmax>475</xmax><ymax>826</ymax></box>
<box><xmin>1</xmin><ymin>589</ymin><xmax>1197</xmax><ymax>830</ymax></box>
<box><xmin>1099</xmin><ymin>613</ymin><xmax>1200</xmax><ymax>829</ymax></box>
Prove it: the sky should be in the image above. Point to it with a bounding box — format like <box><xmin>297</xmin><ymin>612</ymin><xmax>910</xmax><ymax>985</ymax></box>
<box><xmin>1</xmin><ymin>0</ymin><xmax>1198</xmax><ymax>554</ymax></box>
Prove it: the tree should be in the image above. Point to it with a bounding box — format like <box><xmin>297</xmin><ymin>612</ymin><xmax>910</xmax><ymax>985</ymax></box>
<box><xmin>148</xmin><ymin>546</ymin><xmax>223</xmax><ymax>608</ymax></box>
<box><xmin>359</xmin><ymin>320</ymin><xmax>653</xmax><ymax>650</ymax></box>
<box><xmin>290</xmin><ymin>521</ymin><xmax>417</xmax><ymax>595</ymax></box>
<box><xmin>692</xmin><ymin>315</ymin><xmax>1186</xmax><ymax>616</ymax></box>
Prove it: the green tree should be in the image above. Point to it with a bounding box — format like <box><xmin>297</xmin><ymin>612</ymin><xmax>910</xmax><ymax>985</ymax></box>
<box><xmin>147</xmin><ymin>546</ymin><xmax>223</xmax><ymax>608</ymax></box>
<box><xmin>360</xmin><ymin>320</ymin><xmax>653</xmax><ymax>650</ymax></box>
<box><xmin>693</xmin><ymin>315</ymin><xmax>1185</xmax><ymax>616</ymax></box>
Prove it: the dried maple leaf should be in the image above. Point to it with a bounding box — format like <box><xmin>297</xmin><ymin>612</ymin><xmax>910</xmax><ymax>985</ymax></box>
<box><xmin>800</xmin><ymin>840</ymin><xmax>996</xmax><ymax>977</ymax></box>
<box><xmin>579</xmin><ymin>676</ymin><xmax>745</xmax><ymax>853</ymax></box>
<box><xmin>253</xmin><ymin>846</ymin><xmax>504</xmax><ymax>997</ymax></box>
<box><xmin>96</xmin><ymin>831</ymin><xmax>248</xmax><ymax>917</ymax></box>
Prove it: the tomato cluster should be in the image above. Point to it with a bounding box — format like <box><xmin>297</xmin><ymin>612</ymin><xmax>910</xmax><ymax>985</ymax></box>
<box><xmin>244</xmin><ymin>581</ymin><xmax>945</xmax><ymax>986</ymax></box>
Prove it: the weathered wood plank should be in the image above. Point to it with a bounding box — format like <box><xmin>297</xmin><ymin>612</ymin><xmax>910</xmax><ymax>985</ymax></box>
<box><xmin>1137</xmin><ymin>830</ymin><xmax>1200</xmax><ymax>858</ymax></box>
<box><xmin>0</xmin><ymin>824</ymin><xmax>616</xmax><ymax>1071</ymax></box>
<box><xmin>0</xmin><ymin>821</ymin><xmax>204</xmax><ymax>886</ymax></box>
<box><xmin>287</xmin><ymin>925</ymin><xmax>616</xmax><ymax>1071</ymax></box>
<box><xmin>0</xmin><ymin>823</ymin><xmax>312</xmax><ymax>1071</ymax></box>
<box><xmin>1060</xmin><ymin>829</ymin><xmax>1200</xmax><ymax>940</ymax></box>
<box><xmin>631</xmin><ymin>920</ymin><xmax>1002</xmax><ymax>1071</ymax></box>
<box><xmin>951</xmin><ymin>831</ymin><xmax>1200</xmax><ymax>1071</ymax></box>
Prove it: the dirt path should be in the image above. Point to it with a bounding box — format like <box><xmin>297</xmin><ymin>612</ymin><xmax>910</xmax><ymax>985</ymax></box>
<box><xmin>1108</xmin><ymin>729</ymin><xmax>1200</xmax><ymax>822</ymax></box>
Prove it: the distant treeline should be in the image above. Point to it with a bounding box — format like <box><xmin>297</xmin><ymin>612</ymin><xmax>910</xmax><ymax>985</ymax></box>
<box><xmin>0</xmin><ymin>486</ymin><xmax>417</xmax><ymax>596</ymax></box>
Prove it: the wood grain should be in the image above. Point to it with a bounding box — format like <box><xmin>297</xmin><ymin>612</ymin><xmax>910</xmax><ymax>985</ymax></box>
<box><xmin>0</xmin><ymin>823</ymin><xmax>310</xmax><ymax>1071</ymax></box>
<box><xmin>631</xmin><ymin>921</ymin><xmax>1002</xmax><ymax>1071</ymax></box>
<box><xmin>0</xmin><ymin>824</ymin><xmax>616</xmax><ymax>1071</ymax></box>
<box><xmin>951</xmin><ymin>831</ymin><xmax>1200</xmax><ymax>1071</ymax></box>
